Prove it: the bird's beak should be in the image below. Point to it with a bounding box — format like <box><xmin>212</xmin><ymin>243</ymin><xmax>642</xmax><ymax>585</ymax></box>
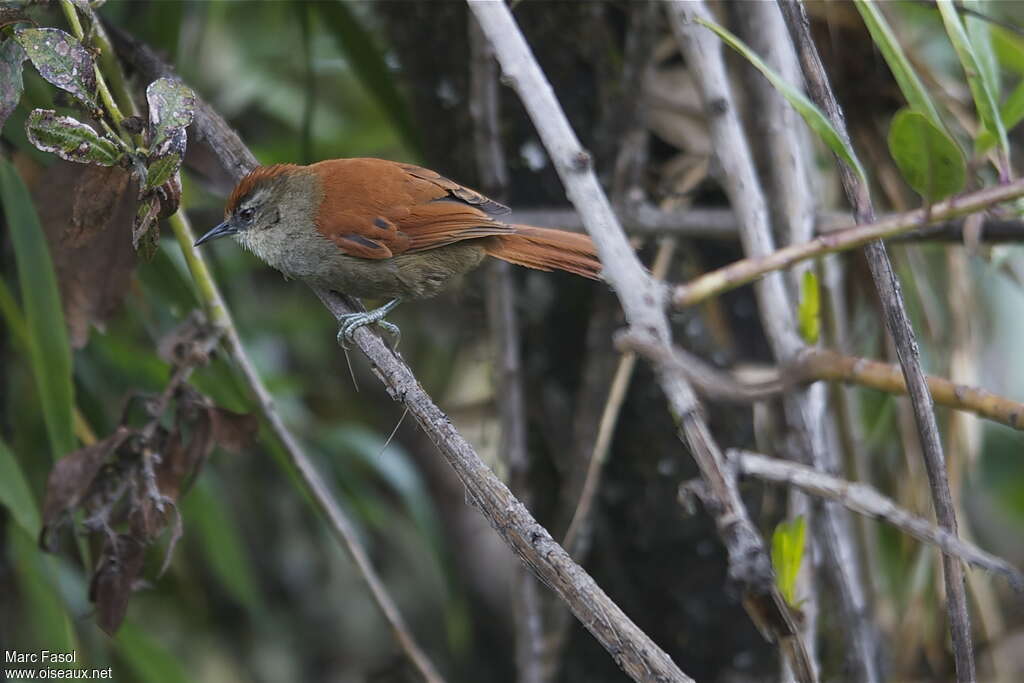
<box><xmin>194</xmin><ymin>220</ymin><xmax>238</xmax><ymax>246</ymax></box>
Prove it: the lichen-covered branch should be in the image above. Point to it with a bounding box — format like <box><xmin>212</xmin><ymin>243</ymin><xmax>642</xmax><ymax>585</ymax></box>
<box><xmin>730</xmin><ymin>450</ymin><xmax>1024</xmax><ymax>591</ymax></box>
<box><xmin>671</xmin><ymin>178</ymin><xmax>1024</xmax><ymax>308</ymax></box>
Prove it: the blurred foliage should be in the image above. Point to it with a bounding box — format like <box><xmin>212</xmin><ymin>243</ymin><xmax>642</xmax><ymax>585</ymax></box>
<box><xmin>1</xmin><ymin>1</ymin><xmax>1024</xmax><ymax>682</ymax></box>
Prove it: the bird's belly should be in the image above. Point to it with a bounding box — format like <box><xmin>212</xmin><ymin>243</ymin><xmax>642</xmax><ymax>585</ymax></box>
<box><xmin>314</xmin><ymin>242</ymin><xmax>487</xmax><ymax>300</ymax></box>
<box><xmin>239</xmin><ymin>224</ymin><xmax>487</xmax><ymax>299</ymax></box>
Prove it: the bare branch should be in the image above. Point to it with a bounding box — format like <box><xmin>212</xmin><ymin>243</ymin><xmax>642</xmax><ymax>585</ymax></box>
<box><xmin>514</xmin><ymin>206</ymin><xmax>1024</xmax><ymax>244</ymax></box>
<box><xmin>111</xmin><ymin>21</ymin><xmax>691</xmax><ymax>683</ymax></box>
<box><xmin>470</xmin><ymin>1</ymin><xmax>813</xmax><ymax>680</ymax></box>
<box><xmin>619</xmin><ymin>340</ymin><xmax>1024</xmax><ymax>433</ymax></box>
<box><xmin>671</xmin><ymin>179</ymin><xmax>1024</xmax><ymax>308</ymax></box>
<box><xmin>167</xmin><ymin>212</ymin><xmax>447</xmax><ymax>683</ymax></box>
<box><xmin>776</xmin><ymin>2</ymin><xmax>975</xmax><ymax>678</ymax></box>
<box><xmin>729</xmin><ymin>450</ymin><xmax>1024</xmax><ymax>592</ymax></box>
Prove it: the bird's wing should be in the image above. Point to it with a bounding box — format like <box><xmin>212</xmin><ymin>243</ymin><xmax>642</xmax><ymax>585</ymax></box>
<box><xmin>311</xmin><ymin>158</ymin><xmax>513</xmax><ymax>260</ymax></box>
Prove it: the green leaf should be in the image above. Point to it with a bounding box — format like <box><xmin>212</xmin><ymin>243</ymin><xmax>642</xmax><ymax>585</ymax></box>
<box><xmin>965</xmin><ymin>1</ymin><xmax>1001</xmax><ymax>111</ymax></box>
<box><xmin>797</xmin><ymin>270</ymin><xmax>820</xmax><ymax>345</ymax></box>
<box><xmin>25</xmin><ymin>109</ymin><xmax>123</xmax><ymax>166</ymax></box>
<box><xmin>182</xmin><ymin>477</ymin><xmax>263</xmax><ymax>611</ymax></box>
<box><xmin>115</xmin><ymin>623</ymin><xmax>192</xmax><ymax>683</ymax></box>
<box><xmin>696</xmin><ymin>17</ymin><xmax>867</xmax><ymax>185</ymax></box>
<box><xmin>0</xmin><ymin>158</ymin><xmax>75</xmax><ymax>458</ymax></box>
<box><xmin>887</xmin><ymin>108</ymin><xmax>966</xmax><ymax>203</ymax></box>
<box><xmin>936</xmin><ymin>0</ymin><xmax>1010</xmax><ymax>172</ymax></box>
<box><xmin>14</xmin><ymin>27</ymin><xmax>98</xmax><ymax>109</ymax></box>
<box><xmin>977</xmin><ymin>79</ymin><xmax>1024</xmax><ymax>152</ymax></box>
<box><xmin>144</xmin><ymin>150</ymin><xmax>179</xmax><ymax>190</ymax></box>
<box><xmin>771</xmin><ymin>516</ymin><xmax>806</xmax><ymax>607</ymax></box>
<box><xmin>0</xmin><ymin>437</ymin><xmax>41</xmax><ymax>538</ymax></box>
<box><xmin>316</xmin><ymin>0</ymin><xmax>421</xmax><ymax>156</ymax></box>
<box><xmin>0</xmin><ymin>38</ymin><xmax>26</xmax><ymax>130</ymax></box>
<box><xmin>992</xmin><ymin>25</ymin><xmax>1024</xmax><ymax>76</ymax></box>
<box><xmin>11</xmin><ymin>528</ymin><xmax>75</xmax><ymax>654</ymax></box>
<box><xmin>853</xmin><ymin>1</ymin><xmax>944</xmax><ymax>127</ymax></box>
<box><xmin>133</xmin><ymin>194</ymin><xmax>161</xmax><ymax>258</ymax></box>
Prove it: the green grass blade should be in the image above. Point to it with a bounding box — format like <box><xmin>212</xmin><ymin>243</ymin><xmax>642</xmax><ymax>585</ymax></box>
<box><xmin>975</xmin><ymin>78</ymin><xmax>1024</xmax><ymax>153</ymax></box>
<box><xmin>0</xmin><ymin>157</ymin><xmax>75</xmax><ymax>458</ymax></box>
<box><xmin>11</xmin><ymin>528</ymin><xmax>75</xmax><ymax>654</ymax></box>
<box><xmin>115</xmin><ymin>623</ymin><xmax>193</xmax><ymax>683</ymax></box>
<box><xmin>853</xmin><ymin>0</ymin><xmax>944</xmax><ymax>127</ymax></box>
<box><xmin>936</xmin><ymin>0</ymin><xmax>1010</xmax><ymax>172</ymax></box>
<box><xmin>696</xmin><ymin>17</ymin><xmax>867</xmax><ymax>185</ymax></box>
<box><xmin>0</xmin><ymin>437</ymin><xmax>41</xmax><ymax>537</ymax></box>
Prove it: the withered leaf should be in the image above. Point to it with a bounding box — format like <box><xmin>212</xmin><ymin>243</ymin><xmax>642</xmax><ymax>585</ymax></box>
<box><xmin>40</xmin><ymin>426</ymin><xmax>130</xmax><ymax>546</ymax></box>
<box><xmin>89</xmin><ymin>533</ymin><xmax>145</xmax><ymax>635</ymax></box>
<box><xmin>209</xmin><ymin>407</ymin><xmax>258</xmax><ymax>453</ymax></box>
<box><xmin>33</xmin><ymin>162</ymin><xmax>138</xmax><ymax>348</ymax></box>
<box><xmin>155</xmin><ymin>171</ymin><xmax>181</xmax><ymax>219</ymax></box>
<box><xmin>146</xmin><ymin>78</ymin><xmax>194</xmax><ymax>148</ymax></box>
<box><xmin>145</xmin><ymin>78</ymin><xmax>193</xmax><ymax>192</ymax></box>
<box><xmin>0</xmin><ymin>39</ymin><xmax>25</xmax><ymax>130</ymax></box>
<box><xmin>156</xmin><ymin>312</ymin><xmax>212</xmax><ymax>366</ymax></box>
<box><xmin>159</xmin><ymin>391</ymin><xmax>215</xmax><ymax>502</ymax></box>
<box><xmin>25</xmin><ymin>109</ymin><xmax>123</xmax><ymax>166</ymax></box>
<box><xmin>14</xmin><ymin>28</ymin><xmax>98</xmax><ymax>109</ymax></box>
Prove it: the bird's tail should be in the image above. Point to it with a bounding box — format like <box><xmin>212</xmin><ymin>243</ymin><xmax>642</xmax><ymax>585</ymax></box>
<box><xmin>484</xmin><ymin>225</ymin><xmax>602</xmax><ymax>280</ymax></box>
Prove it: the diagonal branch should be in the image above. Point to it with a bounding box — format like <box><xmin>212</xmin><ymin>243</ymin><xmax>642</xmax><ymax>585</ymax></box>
<box><xmin>110</xmin><ymin>22</ymin><xmax>691</xmax><ymax>683</ymax></box>
<box><xmin>729</xmin><ymin>449</ymin><xmax>1024</xmax><ymax>592</ymax></box>
<box><xmin>166</xmin><ymin>212</ymin><xmax>446</xmax><ymax>683</ymax></box>
<box><xmin>776</xmin><ymin>2</ymin><xmax>975</xmax><ymax>679</ymax></box>
<box><xmin>469</xmin><ymin>2</ymin><xmax>815</xmax><ymax>681</ymax></box>
<box><xmin>671</xmin><ymin>178</ymin><xmax>1024</xmax><ymax>308</ymax></box>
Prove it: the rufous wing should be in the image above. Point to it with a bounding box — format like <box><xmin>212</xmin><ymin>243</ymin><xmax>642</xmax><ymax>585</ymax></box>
<box><xmin>310</xmin><ymin>158</ymin><xmax>514</xmax><ymax>259</ymax></box>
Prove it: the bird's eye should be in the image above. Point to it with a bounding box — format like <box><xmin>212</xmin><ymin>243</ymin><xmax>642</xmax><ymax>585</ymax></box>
<box><xmin>239</xmin><ymin>207</ymin><xmax>255</xmax><ymax>222</ymax></box>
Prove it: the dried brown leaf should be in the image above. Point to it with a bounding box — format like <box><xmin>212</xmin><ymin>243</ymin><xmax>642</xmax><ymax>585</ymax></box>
<box><xmin>32</xmin><ymin>162</ymin><xmax>138</xmax><ymax>348</ymax></box>
<box><xmin>40</xmin><ymin>426</ymin><xmax>130</xmax><ymax>546</ymax></box>
<box><xmin>209</xmin><ymin>407</ymin><xmax>258</xmax><ymax>453</ymax></box>
<box><xmin>156</xmin><ymin>312</ymin><xmax>212</xmax><ymax>366</ymax></box>
<box><xmin>89</xmin><ymin>533</ymin><xmax>145</xmax><ymax>635</ymax></box>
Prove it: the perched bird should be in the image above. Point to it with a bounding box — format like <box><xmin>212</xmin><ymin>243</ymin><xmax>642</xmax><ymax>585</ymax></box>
<box><xmin>195</xmin><ymin>158</ymin><xmax>602</xmax><ymax>343</ymax></box>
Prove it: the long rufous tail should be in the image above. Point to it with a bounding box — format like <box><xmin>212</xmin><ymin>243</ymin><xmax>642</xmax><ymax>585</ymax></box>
<box><xmin>484</xmin><ymin>225</ymin><xmax>602</xmax><ymax>280</ymax></box>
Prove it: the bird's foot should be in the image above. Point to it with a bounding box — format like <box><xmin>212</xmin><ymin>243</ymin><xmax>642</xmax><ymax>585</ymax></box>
<box><xmin>336</xmin><ymin>298</ymin><xmax>401</xmax><ymax>349</ymax></box>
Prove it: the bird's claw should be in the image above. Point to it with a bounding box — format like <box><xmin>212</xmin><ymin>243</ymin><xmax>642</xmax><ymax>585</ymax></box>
<box><xmin>336</xmin><ymin>299</ymin><xmax>402</xmax><ymax>349</ymax></box>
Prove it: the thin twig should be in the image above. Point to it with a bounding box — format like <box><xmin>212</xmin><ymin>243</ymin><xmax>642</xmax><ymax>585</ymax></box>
<box><xmin>799</xmin><ymin>348</ymin><xmax>1024</xmax><ymax>430</ymax></box>
<box><xmin>776</xmin><ymin>2</ymin><xmax>976</xmax><ymax>679</ymax></box>
<box><xmin>669</xmin><ymin>3</ymin><xmax>871</xmax><ymax>678</ymax></box>
<box><xmin>470</xmin><ymin>2</ymin><xmax>813</xmax><ymax>681</ymax></box>
<box><xmin>112</xmin><ymin>24</ymin><xmax>690</xmax><ymax>683</ymax></box>
<box><xmin>166</xmin><ymin>212</ymin><xmax>446</xmax><ymax>683</ymax></box>
<box><xmin>513</xmin><ymin>206</ymin><xmax>1024</xmax><ymax>243</ymax></box>
<box><xmin>59</xmin><ymin>0</ymin><xmax>126</xmax><ymax>130</ymax></box>
<box><xmin>562</xmin><ymin>238</ymin><xmax>675</xmax><ymax>551</ymax></box>
<box><xmin>616</xmin><ymin>336</ymin><xmax>1024</xmax><ymax>432</ymax></box>
<box><xmin>729</xmin><ymin>450</ymin><xmax>1024</xmax><ymax>591</ymax></box>
<box><xmin>671</xmin><ymin>178</ymin><xmax>1024</xmax><ymax>308</ymax></box>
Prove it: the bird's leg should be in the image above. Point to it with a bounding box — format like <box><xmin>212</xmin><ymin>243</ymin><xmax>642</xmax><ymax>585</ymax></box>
<box><xmin>336</xmin><ymin>298</ymin><xmax>402</xmax><ymax>348</ymax></box>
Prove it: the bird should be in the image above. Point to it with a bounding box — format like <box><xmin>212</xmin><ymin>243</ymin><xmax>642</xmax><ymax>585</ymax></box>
<box><xmin>195</xmin><ymin>157</ymin><xmax>602</xmax><ymax>345</ymax></box>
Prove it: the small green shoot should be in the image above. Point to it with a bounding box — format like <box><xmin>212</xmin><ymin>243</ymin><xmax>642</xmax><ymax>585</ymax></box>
<box><xmin>797</xmin><ymin>271</ymin><xmax>821</xmax><ymax>344</ymax></box>
<box><xmin>772</xmin><ymin>515</ymin><xmax>806</xmax><ymax>608</ymax></box>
